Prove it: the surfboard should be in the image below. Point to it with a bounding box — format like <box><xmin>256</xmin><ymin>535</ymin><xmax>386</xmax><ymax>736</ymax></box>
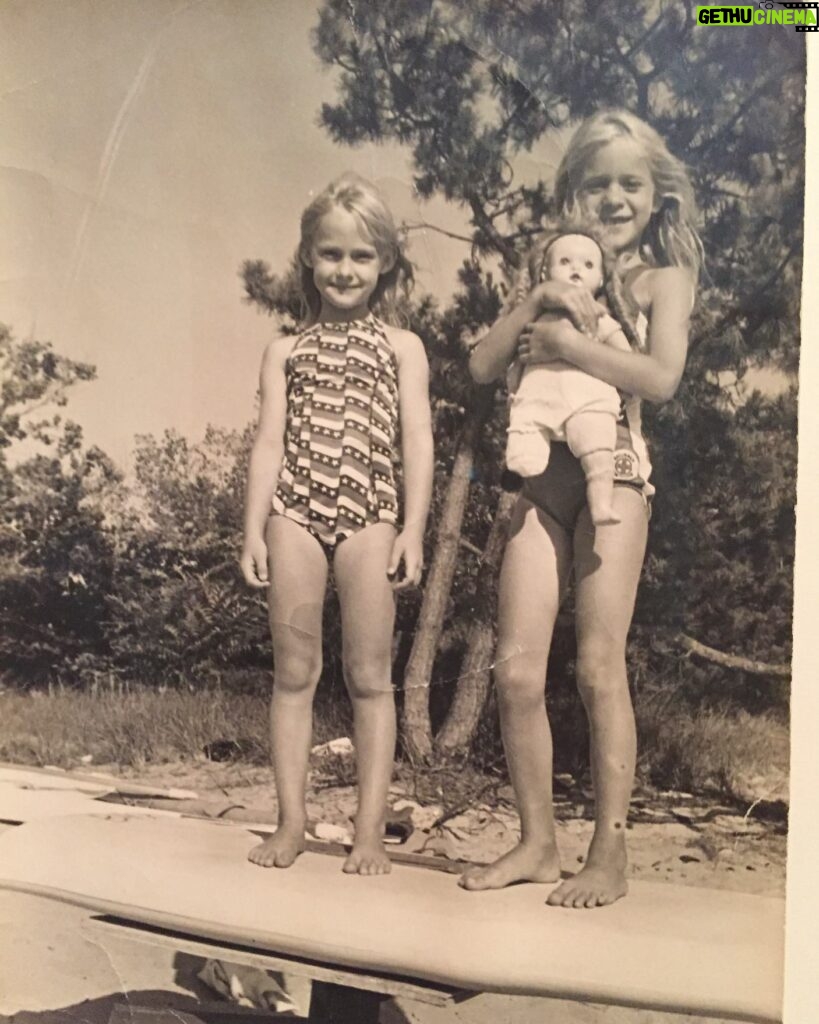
<box><xmin>0</xmin><ymin>764</ymin><xmax>114</xmax><ymax>795</ymax></box>
<box><xmin>0</xmin><ymin>763</ymin><xmax>197</xmax><ymax>824</ymax></box>
<box><xmin>0</xmin><ymin>762</ymin><xmax>198</xmax><ymax>799</ymax></box>
<box><xmin>0</xmin><ymin>813</ymin><xmax>783</xmax><ymax>1021</ymax></box>
<box><xmin>0</xmin><ymin>781</ymin><xmax>184</xmax><ymax>823</ymax></box>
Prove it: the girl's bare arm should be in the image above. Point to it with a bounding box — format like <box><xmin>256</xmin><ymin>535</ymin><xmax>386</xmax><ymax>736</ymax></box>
<box><xmin>519</xmin><ymin>267</ymin><xmax>695</xmax><ymax>403</ymax></box>
<box><xmin>391</xmin><ymin>328</ymin><xmax>434</xmax><ymax>587</ymax></box>
<box><xmin>469</xmin><ymin>290</ymin><xmax>543</xmax><ymax>384</ymax></box>
<box><xmin>470</xmin><ymin>279</ymin><xmax>606</xmax><ymax>384</ymax></box>
<box><xmin>240</xmin><ymin>337</ymin><xmax>290</xmax><ymax>586</ymax></box>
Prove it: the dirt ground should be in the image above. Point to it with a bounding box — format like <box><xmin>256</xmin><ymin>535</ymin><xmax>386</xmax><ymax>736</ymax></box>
<box><xmin>129</xmin><ymin>754</ymin><xmax>787</xmax><ymax>898</ymax></box>
<box><xmin>0</xmin><ymin>754</ymin><xmax>788</xmax><ymax>1024</ymax></box>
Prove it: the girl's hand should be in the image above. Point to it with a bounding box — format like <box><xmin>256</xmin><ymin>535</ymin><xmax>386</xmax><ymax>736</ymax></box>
<box><xmin>387</xmin><ymin>530</ymin><xmax>424</xmax><ymax>590</ymax></box>
<box><xmin>240</xmin><ymin>537</ymin><xmax>269</xmax><ymax>589</ymax></box>
<box><xmin>533</xmin><ymin>280</ymin><xmax>606</xmax><ymax>335</ymax></box>
<box><xmin>518</xmin><ymin>319</ymin><xmax>573</xmax><ymax>366</ymax></box>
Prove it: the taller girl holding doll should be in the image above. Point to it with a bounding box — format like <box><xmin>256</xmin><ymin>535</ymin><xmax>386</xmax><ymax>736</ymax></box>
<box><xmin>241</xmin><ymin>174</ymin><xmax>433</xmax><ymax>875</ymax></box>
<box><xmin>463</xmin><ymin>111</ymin><xmax>702</xmax><ymax>907</ymax></box>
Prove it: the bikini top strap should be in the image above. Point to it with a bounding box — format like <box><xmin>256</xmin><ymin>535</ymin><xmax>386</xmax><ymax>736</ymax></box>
<box><xmin>619</xmin><ymin>263</ymin><xmax>652</xmax><ymax>318</ymax></box>
<box><xmin>621</xmin><ymin>262</ymin><xmax>650</xmax><ymax>292</ymax></box>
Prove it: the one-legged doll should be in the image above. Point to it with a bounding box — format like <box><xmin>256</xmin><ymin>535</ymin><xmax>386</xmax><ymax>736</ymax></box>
<box><xmin>464</xmin><ymin>109</ymin><xmax>701</xmax><ymax>906</ymax></box>
<box><xmin>506</xmin><ymin>230</ymin><xmax>634</xmax><ymax>526</ymax></box>
<box><xmin>240</xmin><ymin>173</ymin><xmax>433</xmax><ymax>874</ymax></box>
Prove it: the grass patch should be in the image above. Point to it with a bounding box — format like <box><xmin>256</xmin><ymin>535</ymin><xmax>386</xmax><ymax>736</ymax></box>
<box><xmin>636</xmin><ymin>695</ymin><xmax>789</xmax><ymax>802</ymax></box>
<box><xmin>0</xmin><ymin>688</ymin><xmax>268</xmax><ymax>768</ymax></box>
<box><xmin>0</xmin><ymin>684</ymin><xmax>789</xmax><ymax>808</ymax></box>
<box><xmin>0</xmin><ymin>681</ymin><xmax>357</xmax><ymax>770</ymax></box>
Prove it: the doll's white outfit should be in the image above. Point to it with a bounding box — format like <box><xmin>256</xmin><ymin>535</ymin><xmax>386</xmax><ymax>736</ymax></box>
<box><xmin>506</xmin><ymin>312</ymin><xmax>631</xmax><ymax>477</ymax></box>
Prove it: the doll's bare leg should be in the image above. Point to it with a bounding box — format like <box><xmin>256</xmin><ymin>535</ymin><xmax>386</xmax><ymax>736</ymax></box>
<box><xmin>581</xmin><ymin>451</ymin><xmax>619</xmax><ymax>526</ymax></box>
<box><xmin>565</xmin><ymin>413</ymin><xmax>619</xmax><ymax>526</ymax></box>
<box><xmin>507</xmin><ymin>428</ymin><xmax>551</xmax><ymax>477</ymax></box>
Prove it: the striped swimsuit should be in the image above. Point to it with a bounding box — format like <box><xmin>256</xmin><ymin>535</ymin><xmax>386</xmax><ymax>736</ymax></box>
<box><xmin>272</xmin><ymin>315</ymin><xmax>400</xmax><ymax>551</ymax></box>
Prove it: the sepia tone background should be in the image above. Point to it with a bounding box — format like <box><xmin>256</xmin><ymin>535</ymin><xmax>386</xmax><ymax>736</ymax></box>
<box><xmin>1</xmin><ymin>1</ymin><xmax>817</xmax><ymax>1018</ymax></box>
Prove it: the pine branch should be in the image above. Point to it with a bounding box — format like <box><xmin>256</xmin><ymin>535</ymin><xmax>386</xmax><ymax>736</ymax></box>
<box><xmin>403</xmin><ymin>222</ymin><xmax>475</xmax><ymax>244</ymax></box>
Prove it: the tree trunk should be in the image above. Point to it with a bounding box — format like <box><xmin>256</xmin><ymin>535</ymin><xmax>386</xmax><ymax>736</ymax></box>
<box><xmin>434</xmin><ymin>488</ymin><xmax>516</xmax><ymax>760</ymax></box>
<box><xmin>400</xmin><ymin>387</ymin><xmax>495</xmax><ymax>763</ymax></box>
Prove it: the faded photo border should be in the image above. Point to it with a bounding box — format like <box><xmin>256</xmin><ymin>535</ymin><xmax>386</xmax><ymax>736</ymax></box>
<box><xmin>785</xmin><ymin>37</ymin><xmax>818</xmax><ymax>1020</ymax></box>
<box><xmin>0</xmin><ymin>5</ymin><xmax>817</xmax><ymax>1022</ymax></box>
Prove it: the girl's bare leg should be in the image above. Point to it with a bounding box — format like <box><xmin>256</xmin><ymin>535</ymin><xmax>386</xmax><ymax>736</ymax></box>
<box><xmin>460</xmin><ymin>498</ymin><xmax>572</xmax><ymax>890</ymax></box>
<box><xmin>249</xmin><ymin>515</ymin><xmax>328</xmax><ymax>868</ymax></box>
<box><xmin>546</xmin><ymin>488</ymin><xmax>648</xmax><ymax>907</ymax></box>
<box><xmin>333</xmin><ymin>523</ymin><xmax>397</xmax><ymax>875</ymax></box>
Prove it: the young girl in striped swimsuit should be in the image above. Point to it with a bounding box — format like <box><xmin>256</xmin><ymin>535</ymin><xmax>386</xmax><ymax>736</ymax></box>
<box><xmin>241</xmin><ymin>174</ymin><xmax>433</xmax><ymax>875</ymax></box>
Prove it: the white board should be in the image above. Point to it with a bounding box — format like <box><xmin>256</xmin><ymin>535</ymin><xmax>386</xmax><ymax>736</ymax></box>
<box><xmin>0</xmin><ymin>813</ymin><xmax>783</xmax><ymax>1021</ymax></box>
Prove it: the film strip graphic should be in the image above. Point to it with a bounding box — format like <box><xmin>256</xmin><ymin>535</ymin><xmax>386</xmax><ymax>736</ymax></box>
<box><xmin>762</xmin><ymin>1</ymin><xmax>819</xmax><ymax>27</ymax></box>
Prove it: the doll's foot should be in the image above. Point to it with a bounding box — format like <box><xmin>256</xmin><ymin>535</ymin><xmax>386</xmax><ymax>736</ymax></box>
<box><xmin>590</xmin><ymin>503</ymin><xmax>621</xmax><ymax>526</ymax></box>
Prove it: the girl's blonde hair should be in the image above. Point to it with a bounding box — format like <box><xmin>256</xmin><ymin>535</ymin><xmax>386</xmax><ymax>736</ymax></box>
<box><xmin>298</xmin><ymin>173</ymin><xmax>413</xmax><ymax>323</ymax></box>
<box><xmin>554</xmin><ymin>110</ymin><xmax>704</xmax><ymax>279</ymax></box>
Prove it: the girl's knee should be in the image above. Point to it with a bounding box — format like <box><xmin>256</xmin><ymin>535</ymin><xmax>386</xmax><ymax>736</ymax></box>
<box><xmin>342</xmin><ymin>656</ymin><xmax>393</xmax><ymax>700</ymax></box>
<box><xmin>273</xmin><ymin>651</ymin><xmax>322</xmax><ymax>695</ymax></box>
<box><xmin>575</xmin><ymin>648</ymin><xmax>628</xmax><ymax>704</ymax></box>
<box><xmin>494</xmin><ymin>658</ymin><xmax>546</xmax><ymax>711</ymax></box>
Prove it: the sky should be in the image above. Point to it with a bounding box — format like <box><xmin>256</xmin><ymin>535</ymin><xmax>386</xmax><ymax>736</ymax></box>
<box><xmin>1</xmin><ymin>0</ymin><xmax>793</xmax><ymax>470</ymax></box>
<box><xmin>1</xmin><ymin>0</ymin><xmax>563</xmax><ymax>468</ymax></box>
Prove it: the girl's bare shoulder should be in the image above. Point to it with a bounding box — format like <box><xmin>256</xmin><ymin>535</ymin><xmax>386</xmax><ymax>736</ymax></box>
<box><xmin>380</xmin><ymin>324</ymin><xmax>427</xmax><ymax>366</ymax></box>
<box><xmin>261</xmin><ymin>330</ymin><xmax>301</xmax><ymax>368</ymax></box>
<box><xmin>638</xmin><ymin>266</ymin><xmax>696</xmax><ymax>312</ymax></box>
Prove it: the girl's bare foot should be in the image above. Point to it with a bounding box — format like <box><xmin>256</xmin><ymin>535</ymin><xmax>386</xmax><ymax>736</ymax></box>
<box><xmin>248</xmin><ymin>826</ymin><xmax>305</xmax><ymax>868</ymax></box>
<box><xmin>343</xmin><ymin>838</ymin><xmax>392</xmax><ymax>875</ymax></box>
<box><xmin>546</xmin><ymin>864</ymin><xmax>627</xmax><ymax>908</ymax></box>
<box><xmin>546</xmin><ymin>830</ymin><xmax>627</xmax><ymax>908</ymax></box>
<box><xmin>459</xmin><ymin>841</ymin><xmax>561</xmax><ymax>891</ymax></box>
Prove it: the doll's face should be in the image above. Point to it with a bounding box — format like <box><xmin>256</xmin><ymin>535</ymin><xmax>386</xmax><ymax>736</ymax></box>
<box><xmin>546</xmin><ymin>234</ymin><xmax>604</xmax><ymax>292</ymax></box>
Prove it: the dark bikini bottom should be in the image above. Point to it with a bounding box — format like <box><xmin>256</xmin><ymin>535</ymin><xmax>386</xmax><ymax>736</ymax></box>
<box><xmin>519</xmin><ymin>442</ymin><xmax>649</xmax><ymax>532</ymax></box>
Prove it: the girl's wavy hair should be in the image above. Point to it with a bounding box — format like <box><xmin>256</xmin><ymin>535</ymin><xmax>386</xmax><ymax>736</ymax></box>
<box><xmin>528</xmin><ymin>219</ymin><xmax>643</xmax><ymax>351</ymax></box>
<box><xmin>554</xmin><ymin>110</ymin><xmax>704</xmax><ymax>280</ymax></box>
<box><xmin>297</xmin><ymin>173</ymin><xmax>414</xmax><ymax>324</ymax></box>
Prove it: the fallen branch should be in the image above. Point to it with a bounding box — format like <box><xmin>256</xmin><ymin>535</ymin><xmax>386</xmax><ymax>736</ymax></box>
<box><xmin>553</xmin><ymin>617</ymin><xmax>791</xmax><ymax>679</ymax></box>
<box><xmin>428</xmin><ymin>778</ymin><xmax>500</xmax><ymax>831</ymax></box>
<box><xmin>458</xmin><ymin>537</ymin><xmax>483</xmax><ymax>557</ymax></box>
<box><xmin>676</xmin><ymin>633</ymin><xmax>791</xmax><ymax>679</ymax></box>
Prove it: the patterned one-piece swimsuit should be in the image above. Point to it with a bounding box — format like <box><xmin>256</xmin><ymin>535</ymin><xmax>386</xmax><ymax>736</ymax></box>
<box><xmin>272</xmin><ymin>314</ymin><xmax>400</xmax><ymax>552</ymax></box>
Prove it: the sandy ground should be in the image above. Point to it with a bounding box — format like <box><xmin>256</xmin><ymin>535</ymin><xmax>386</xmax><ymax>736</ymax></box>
<box><xmin>0</xmin><ymin>758</ymin><xmax>787</xmax><ymax>1024</ymax></box>
<box><xmin>131</xmin><ymin>758</ymin><xmax>787</xmax><ymax>898</ymax></box>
